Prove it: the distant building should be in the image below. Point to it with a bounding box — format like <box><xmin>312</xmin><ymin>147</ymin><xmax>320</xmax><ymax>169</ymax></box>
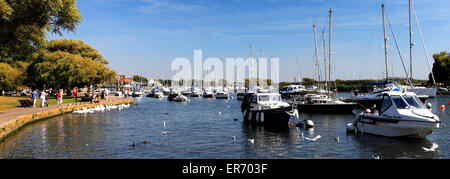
<box><xmin>116</xmin><ymin>75</ymin><xmax>133</xmax><ymax>88</ymax></box>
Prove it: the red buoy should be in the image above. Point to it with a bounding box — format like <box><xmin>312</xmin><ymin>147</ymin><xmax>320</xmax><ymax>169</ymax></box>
<box><xmin>448</xmin><ymin>101</ymin><xmax>450</xmax><ymax>105</ymax></box>
<box><xmin>440</xmin><ymin>105</ymin><xmax>446</xmax><ymax>109</ymax></box>
<box><xmin>365</xmin><ymin>109</ymin><xmax>371</xmax><ymax>113</ymax></box>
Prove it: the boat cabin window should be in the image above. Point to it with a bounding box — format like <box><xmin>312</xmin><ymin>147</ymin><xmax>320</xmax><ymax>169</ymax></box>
<box><xmin>403</xmin><ymin>95</ymin><xmax>425</xmax><ymax>109</ymax></box>
<box><xmin>272</xmin><ymin>95</ymin><xmax>281</xmax><ymax>102</ymax></box>
<box><xmin>380</xmin><ymin>94</ymin><xmax>392</xmax><ymax>113</ymax></box>
<box><xmin>391</xmin><ymin>95</ymin><xmax>409</xmax><ymax>109</ymax></box>
<box><xmin>258</xmin><ymin>95</ymin><xmax>271</xmax><ymax>102</ymax></box>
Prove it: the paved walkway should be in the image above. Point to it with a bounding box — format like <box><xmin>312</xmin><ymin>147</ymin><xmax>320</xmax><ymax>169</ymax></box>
<box><xmin>0</xmin><ymin>96</ymin><xmax>128</xmax><ymax>125</ymax></box>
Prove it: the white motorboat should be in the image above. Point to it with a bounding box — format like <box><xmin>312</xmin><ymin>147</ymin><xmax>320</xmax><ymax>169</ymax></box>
<box><xmin>173</xmin><ymin>95</ymin><xmax>190</xmax><ymax>102</ymax></box>
<box><xmin>154</xmin><ymin>91</ymin><xmax>164</xmax><ymax>98</ymax></box>
<box><xmin>241</xmin><ymin>92</ymin><xmax>295</xmax><ymax>127</ymax></box>
<box><xmin>348</xmin><ymin>90</ymin><xmax>439</xmax><ymax>138</ymax></box>
<box><xmin>215</xmin><ymin>89</ymin><xmax>229</xmax><ymax>99</ymax></box>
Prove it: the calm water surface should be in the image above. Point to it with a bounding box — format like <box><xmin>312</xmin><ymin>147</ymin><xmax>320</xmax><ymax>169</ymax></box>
<box><xmin>0</xmin><ymin>93</ymin><xmax>449</xmax><ymax>159</ymax></box>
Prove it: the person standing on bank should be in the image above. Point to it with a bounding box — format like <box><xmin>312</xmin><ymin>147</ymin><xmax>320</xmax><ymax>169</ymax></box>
<box><xmin>56</xmin><ymin>89</ymin><xmax>62</xmax><ymax>107</ymax></box>
<box><xmin>32</xmin><ymin>89</ymin><xmax>38</xmax><ymax>108</ymax></box>
<box><xmin>40</xmin><ymin>90</ymin><xmax>46</xmax><ymax>107</ymax></box>
<box><xmin>73</xmin><ymin>87</ymin><xmax>77</xmax><ymax>102</ymax></box>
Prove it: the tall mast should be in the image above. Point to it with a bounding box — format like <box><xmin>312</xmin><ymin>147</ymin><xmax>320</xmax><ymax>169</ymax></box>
<box><xmin>382</xmin><ymin>4</ymin><xmax>389</xmax><ymax>82</ymax></box>
<box><xmin>408</xmin><ymin>0</ymin><xmax>413</xmax><ymax>83</ymax></box>
<box><xmin>296</xmin><ymin>56</ymin><xmax>300</xmax><ymax>84</ymax></box>
<box><xmin>313</xmin><ymin>24</ymin><xmax>320</xmax><ymax>83</ymax></box>
<box><xmin>328</xmin><ymin>8</ymin><xmax>332</xmax><ymax>95</ymax></box>
<box><xmin>323</xmin><ymin>29</ymin><xmax>328</xmax><ymax>92</ymax></box>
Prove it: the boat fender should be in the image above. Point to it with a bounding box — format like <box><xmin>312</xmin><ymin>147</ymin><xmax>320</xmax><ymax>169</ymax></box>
<box><xmin>305</xmin><ymin>120</ymin><xmax>314</xmax><ymax>128</ymax></box>
<box><xmin>426</xmin><ymin>103</ymin><xmax>432</xmax><ymax>110</ymax></box>
<box><xmin>346</xmin><ymin>123</ymin><xmax>355</xmax><ymax>132</ymax></box>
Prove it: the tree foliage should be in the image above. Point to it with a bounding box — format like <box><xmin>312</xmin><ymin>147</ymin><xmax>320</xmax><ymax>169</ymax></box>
<box><xmin>27</xmin><ymin>50</ymin><xmax>116</xmax><ymax>90</ymax></box>
<box><xmin>46</xmin><ymin>39</ymin><xmax>109</xmax><ymax>64</ymax></box>
<box><xmin>0</xmin><ymin>62</ymin><xmax>20</xmax><ymax>91</ymax></box>
<box><xmin>429</xmin><ymin>51</ymin><xmax>450</xmax><ymax>85</ymax></box>
<box><xmin>133</xmin><ymin>75</ymin><xmax>148</xmax><ymax>84</ymax></box>
<box><xmin>0</xmin><ymin>0</ymin><xmax>82</xmax><ymax>59</ymax></box>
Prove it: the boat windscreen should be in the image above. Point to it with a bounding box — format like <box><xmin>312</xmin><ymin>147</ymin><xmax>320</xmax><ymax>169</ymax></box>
<box><xmin>391</xmin><ymin>95</ymin><xmax>409</xmax><ymax>109</ymax></box>
<box><xmin>258</xmin><ymin>95</ymin><xmax>271</xmax><ymax>102</ymax></box>
<box><xmin>272</xmin><ymin>95</ymin><xmax>281</xmax><ymax>102</ymax></box>
<box><xmin>403</xmin><ymin>95</ymin><xmax>425</xmax><ymax>109</ymax></box>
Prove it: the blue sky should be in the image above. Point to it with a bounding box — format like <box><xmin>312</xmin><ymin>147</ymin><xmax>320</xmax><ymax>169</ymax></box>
<box><xmin>49</xmin><ymin>0</ymin><xmax>450</xmax><ymax>81</ymax></box>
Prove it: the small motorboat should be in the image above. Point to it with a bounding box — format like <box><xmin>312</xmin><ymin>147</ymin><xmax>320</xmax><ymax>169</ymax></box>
<box><xmin>154</xmin><ymin>91</ymin><xmax>164</xmax><ymax>98</ymax></box>
<box><xmin>173</xmin><ymin>95</ymin><xmax>190</xmax><ymax>102</ymax></box>
<box><xmin>241</xmin><ymin>92</ymin><xmax>294</xmax><ymax>127</ymax></box>
<box><xmin>203</xmin><ymin>88</ymin><xmax>214</xmax><ymax>98</ymax></box>
<box><xmin>215</xmin><ymin>91</ymin><xmax>229</xmax><ymax>99</ymax></box>
<box><xmin>294</xmin><ymin>94</ymin><xmax>358</xmax><ymax>114</ymax></box>
<box><xmin>348</xmin><ymin>90</ymin><xmax>440</xmax><ymax>139</ymax></box>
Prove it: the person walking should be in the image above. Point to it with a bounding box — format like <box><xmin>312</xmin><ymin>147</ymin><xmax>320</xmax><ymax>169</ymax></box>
<box><xmin>104</xmin><ymin>89</ymin><xmax>109</xmax><ymax>101</ymax></box>
<box><xmin>40</xmin><ymin>90</ymin><xmax>46</xmax><ymax>107</ymax></box>
<box><xmin>73</xmin><ymin>87</ymin><xmax>78</xmax><ymax>102</ymax></box>
<box><xmin>56</xmin><ymin>89</ymin><xmax>62</xmax><ymax>107</ymax></box>
<box><xmin>31</xmin><ymin>89</ymin><xmax>38</xmax><ymax>107</ymax></box>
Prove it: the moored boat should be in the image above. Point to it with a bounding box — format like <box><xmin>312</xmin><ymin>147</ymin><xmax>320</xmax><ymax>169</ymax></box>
<box><xmin>241</xmin><ymin>92</ymin><xmax>295</xmax><ymax>127</ymax></box>
<box><xmin>348</xmin><ymin>90</ymin><xmax>439</xmax><ymax>138</ymax></box>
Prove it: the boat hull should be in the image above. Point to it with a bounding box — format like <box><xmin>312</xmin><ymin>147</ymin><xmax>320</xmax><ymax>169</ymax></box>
<box><xmin>215</xmin><ymin>94</ymin><xmax>229</xmax><ymax>99</ymax></box>
<box><xmin>243</xmin><ymin>107</ymin><xmax>292</xmax><ymax>127</ymax></box>
<box><xmin>203</xmin><ymin>94</ymin><xmax>214</xmax><ymax>98</ymax></box>
<box><xmin>355</xmin><ymin>115</ymin><xmax>439</xmax><ymax>139</ymax></box>
<box><xmin>296</xmin><ymin>103</ymin><xmax>358</xmax><ymax>114</ymax></box>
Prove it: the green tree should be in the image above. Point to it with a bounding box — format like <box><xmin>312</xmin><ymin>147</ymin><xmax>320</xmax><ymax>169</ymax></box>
<box><xmin>302</xmin><ymin>78</ymin><xmax>316</xmax><ymax>86</ymax></box>
<box><xmin>0</xmin><ymin>62</ymin><xmax>20</xmax><ymax>91</ymax></box>
<box><xmin>46</xmin><ymin>39</ymin><xmax>109</xmax><ymax>64</ymax></box>
<box><xmin>0</xmin><ymin>0</ymin><xmax>82</xmax><ymax>59</ymax></box>
<box><xmin>27</xmin><ymin>50</ymin><xmax>116</xmax><ymax>90</ymax></box>
<box><xmin>133</xmin><ymin>75</ymin><xmax>148</xmax><ymax>84</ymax></box>
<box><xmin>429</xmin><ymin>51</ymin><xmax>450</xmax><ymax>85</ymax></box>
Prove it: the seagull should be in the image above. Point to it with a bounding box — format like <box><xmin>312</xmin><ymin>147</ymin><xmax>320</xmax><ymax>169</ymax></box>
<box><xmin>231</xmin><ymin>136</ymin><xmax>236</xmax><ymax>141</ymax></box>
<box><xmin>163</xmin><ymin>121</ymin><xmax>166</xmax><ymax>128</ymax></box>
<box><xmin>131</xmin><ymin>141</ymin><xmax>136</xmax><ymax>147</ymax></box>
<box><xmin>305</xmin><ymin>135</ymin><xmax>321</xmax><ymax>142</ymax></box>
<box><xmin>248</xmin><ymin>139</ymin><xmax>255</xmax><ymax>144</ymax></box>
<box><xmin>160</xmin><ymin>131</ymin><xmax>170</xmax><ymax>135</ymax></box>
<box><xmin>422</xmin><ymin>143</ymin><xmax>439</xmax><ymax>152</ymax></box>
<box><xmin>334</xmin><ymin>136</ymin><xmax>340</xmax><ymax>142</ymax></box>
<box><xmin>372</xmin><ymin>155</ymin><xmax>380</xmax><ymax>159</ymax></box>
<box><xmin>144</xmin><ymin>137</ymin><xmax>149</xmax><ymax>144</ymax></box>
<box><xmin>219</xmin><ymin>112</ymin><xmax>222</xmax><ymax>115</ymax></box>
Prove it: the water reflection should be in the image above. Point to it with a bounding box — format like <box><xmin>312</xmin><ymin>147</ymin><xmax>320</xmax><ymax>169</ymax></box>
<box><xmin>0</xmin><ymin>93</ymin><xmax>448</xmax><ymax>159</ymax></box>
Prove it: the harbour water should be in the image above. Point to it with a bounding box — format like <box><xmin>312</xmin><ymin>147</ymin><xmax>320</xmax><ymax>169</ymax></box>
<box><xmin>0</xmin><ymin>93</ymin><xmax>448</xmax><ymax>159</ymax></box>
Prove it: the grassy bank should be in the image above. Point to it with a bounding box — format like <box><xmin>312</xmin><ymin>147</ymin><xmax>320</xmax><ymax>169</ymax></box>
<box><xmin>0</xmin><ymin>96</ymin><xmax>77</xmax><ymax>112</ymax></box>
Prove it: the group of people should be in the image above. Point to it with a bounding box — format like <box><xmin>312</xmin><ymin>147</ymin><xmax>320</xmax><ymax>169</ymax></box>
<box><xmin>30</xmin><ymin>89</ymin><xmax>64</xmax><ymax>108</ymax></box>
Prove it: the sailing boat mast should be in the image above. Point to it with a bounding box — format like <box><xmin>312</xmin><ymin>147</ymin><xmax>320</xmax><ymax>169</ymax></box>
<box><xmin>328</xmin><ymin>8</ymin><xmax>332</xmax><ymax>96</ymax></box>
<box><xmin>323</xmin><ymin>29</ymin><xmax>328</xmax><ymax>92</ymax></box>
<box><xmin>382</xmin><ymin>4</ymin><xmax>389</xmax><ymax>82</ymax></box>
<box><xmin>296</xmin><ymin>56</ymin><xmax>300</xmax><ymax>84</ymax></box>
<box><xmin>313</xmin><ymin>24</ymin><xmax>320</xmax><ymax>83</ymax></box>
<box><xmin>409</xmin><ymin>0</ymin><xmax>413</xmax><ymax>83</ymax></box>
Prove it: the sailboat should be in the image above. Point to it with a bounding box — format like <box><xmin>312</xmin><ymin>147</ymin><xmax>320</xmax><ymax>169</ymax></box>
<box><xmin>398</xmin><ymin>0</ymin><xmax>437</xmax><ymax>98</ymax></box>
<box><xmin>293</xmin><ymin>11</ymin><xmax>357</xmax><ymax>114</ymax></box>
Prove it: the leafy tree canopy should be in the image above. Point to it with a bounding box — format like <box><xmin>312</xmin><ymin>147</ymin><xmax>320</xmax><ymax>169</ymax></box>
<box><xmin>46</xmin><ymin>39</ymin><xmax>109</xmax><ymax>64</ymax></box>
<box><xmin>0</xmin><ymin>0</ymin><xmax>82</xmax><ymax>60</ymax></box>
<box><xmin>429</xmin><ymin>51</ymin><xmax>450</xmax><ymax>85</ymax></box>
